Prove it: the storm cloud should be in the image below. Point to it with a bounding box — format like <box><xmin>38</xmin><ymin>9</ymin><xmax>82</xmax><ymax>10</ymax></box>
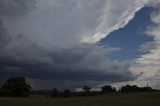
<box><xmin>0</xmin><ymin>44</ymin><xmax>134</xmax><ymax>81</ymax></box>
<box><xmin>1</xmin><ymin>0</ymin><xmax>157</xmax><ymax>89</ymax></box>
<box><xmin>0</xmin><ymin>20</ymin><xmax>11</xmax><ymax>49</ymax></box>
<box><xmin>0</xmin><ymin>0</ymin><xmax>36</xmax><ymax>17</ymax></box>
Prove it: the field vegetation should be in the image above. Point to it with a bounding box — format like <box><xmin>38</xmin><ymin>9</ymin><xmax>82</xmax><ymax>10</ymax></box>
<box><xmin>0</xmin><ymin>92</ymin><xmax>160</xmax><ymax>106</ymax></box>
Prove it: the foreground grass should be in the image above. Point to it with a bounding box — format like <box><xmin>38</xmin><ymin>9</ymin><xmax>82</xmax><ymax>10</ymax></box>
<box><xmin>0</xmin><ymin>92</ymin><xmax>160</xmax><ymax>106</ymax></box>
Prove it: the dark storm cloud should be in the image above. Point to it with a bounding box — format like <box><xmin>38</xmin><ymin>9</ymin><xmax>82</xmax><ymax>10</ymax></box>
<box><xmin>0</xmin><ymin>43</ymin><xmax>135</xmax><ymax>83</ymax></box>
<box><xmin>0</xmin><ymin>0</ymin><xmax>138</xmax><ymax>89</ymax></box>
<box><xmin>0</xmin><ymin>20</ymin><xmax>11</xmax><ymax>49</ymax></box>
<box><xmin>27</xmin><ymin>79</ymin><xmax>115</xmax><ymax>90</ymax></box>
<box><xmin>0</xmin><ymin>0</ymin><xmax>36</xmax><ymax>17</ymax></box>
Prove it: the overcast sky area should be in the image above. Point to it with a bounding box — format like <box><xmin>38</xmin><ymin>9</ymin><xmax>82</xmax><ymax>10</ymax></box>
<box><xmin>0</xmin><ymin>0</ymin><xmax>160</xmax><ymax>90</ymax></box>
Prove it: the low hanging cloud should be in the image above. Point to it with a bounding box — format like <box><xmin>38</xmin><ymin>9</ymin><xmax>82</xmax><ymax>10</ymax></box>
<box><xmin>0</xmin><ymin>43</ymin><xmax>134</xmax><ymax>81</ymax></box>
<box><xmin>0</xmin><ymin>42</ymin><xmax>136</xmax><ymax>88</ymax></box>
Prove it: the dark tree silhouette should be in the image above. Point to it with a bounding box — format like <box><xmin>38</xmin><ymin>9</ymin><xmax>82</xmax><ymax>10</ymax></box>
<box><xmin>101</xmin><ymin>85</ymin><xmax>116</xmax><ymax>93</ymax></box>
<box><xmin>82</xmin><ymin>86</ymin><xmax>91</xmax><ymax>96</ymax></box>
<box><xmin>63</xmin><ymin>89</ymin><xmax>71</xmax><ymax>97</ymax></box>
<box><xmin>120</xmin><ymin>85</ymin><xmax>139</xmax><ymax>92</ymax></box>
<box><xmin>120</xmin><ymin>85</ymin><xmax>153</xmax><ymax>92</ymax></box>
<box><xmin>83</xmin><ymin>86</ymin><xmax>91</xmax><ymax>93</ymax></box>
<box><xmin>0</xmin><ymin>77</ymin><xmax>32</xmax><ymax>97</ymax></box>
<box><xmin>50</xmin><ymin>88</ymin><xmax>59</xmax><ymax>98</ymax></box>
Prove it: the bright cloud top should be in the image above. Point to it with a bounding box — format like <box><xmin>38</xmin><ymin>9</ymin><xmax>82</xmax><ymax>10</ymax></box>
<box><xmin>3</xmin><ymin>0</ymin><xmax>152</xmax><ymax>47</ymax></box>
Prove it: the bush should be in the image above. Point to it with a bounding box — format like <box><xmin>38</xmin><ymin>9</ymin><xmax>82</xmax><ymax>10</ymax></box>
<box><xmin>101</xmin><ymin>85</ymin><xmax>116</xmax><ymax>93</ymax></box>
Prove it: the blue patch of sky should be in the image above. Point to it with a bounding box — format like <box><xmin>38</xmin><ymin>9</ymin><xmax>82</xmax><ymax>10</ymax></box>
<box><xmin>99</xmin><ymin>7</ymin><xmax>155</xmax><ymax>61</ymax></box>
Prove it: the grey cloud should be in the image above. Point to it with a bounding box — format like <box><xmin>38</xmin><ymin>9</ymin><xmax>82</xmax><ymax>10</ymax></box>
<box><xmin>0</xmin><ymin>43</ymin><xmax>135</xmax><ymax>84</ymax></box>
<box><xmin>0</xmin><ymin>0</ymin><xmax>151</xmax><ymax>48</ymax></box>
<box><xmin>0</xmin><ymin>0</ymin><xmax>36</xmax><ymax>17</ymax></box>
<box><xmin>148</xmin><ymin>0</ymin><xmax>160</xmax><ymax>8</ymax></box>
<box><xmin>0</xmin><ymin>20</ymin><xmax>11</xmax><ymax>49</ymax></box>
<box><xmin>27</xmin><ymin>79</ymin><xmax>116</xmax><ymax>90</ymax></box>
<box><xmin>139</xmin><ymin>41</ymin><xmax>156</xmax><ymax>53</ymax></box>
<box><xmin>0</xmin><ymin>0</ymin><xmax>142</xmax><ymax>89</ymax></box>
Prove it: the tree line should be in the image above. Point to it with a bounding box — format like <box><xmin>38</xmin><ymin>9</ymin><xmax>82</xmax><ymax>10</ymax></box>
<box><xmin>0</xmin><ymin>77</ymin><xmax>159</xmax><ymax>97</ymax></box>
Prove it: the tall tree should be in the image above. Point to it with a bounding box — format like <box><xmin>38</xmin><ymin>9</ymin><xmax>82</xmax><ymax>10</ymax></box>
<box><xmin>0</xmin><ymin>77</ymin><xmax>32</xmax><ymax>97</ymax></box>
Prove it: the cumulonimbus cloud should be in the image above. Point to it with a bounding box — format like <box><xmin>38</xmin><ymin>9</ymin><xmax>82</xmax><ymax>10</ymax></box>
<box><xmin>0</xmin><ymin>43</ymin><xmax>134</xmax><ymax>81</ymax></box>
<box><xmin>0</xmin><ymin>0</ymin><xmax>159</xmax><ymax>89</ymax></box>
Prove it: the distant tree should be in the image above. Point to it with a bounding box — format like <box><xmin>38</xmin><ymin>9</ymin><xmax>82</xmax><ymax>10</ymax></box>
<box><xmin>0</xmin><ymin>77</ymin><xmax>32</xmax><ymax>97</ymax></box>
<box><xmin>120</xmin><ymin>85</ymin><xmax>139</xmax><ymax>92</ymax></box>
<box><xmin>139</xmin><ymin>87</ymin><xmax>152</xmax><ymax>92</ymax></box>
<box><xmin>50</xmin><ymin>88</ymin><xmax>59</xmax><ymax>98</ymax></box>
<box><xmin>83</xmin><ymin>86</ymin><xmax>91</xmax><ymax>93</ymax></box>
<box><xmin>63</xmin><ymin>89</ymin><xmax>71</xmax><ymax>97</ymax></box>
<box><xmin>101</xmin><ymin>85</ymin><xmax>116</xmax><ymax>93</ymax></box>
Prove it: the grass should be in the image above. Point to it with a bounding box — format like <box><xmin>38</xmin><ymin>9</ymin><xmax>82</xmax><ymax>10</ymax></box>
<box><xmin>0</xmin><ymin>92</ymin><xmax>160</xmax><ymax>106</ymax></box>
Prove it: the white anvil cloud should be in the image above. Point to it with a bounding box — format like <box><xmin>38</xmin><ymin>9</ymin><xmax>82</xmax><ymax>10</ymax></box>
<box><xmin>2</xmin><ymin>0</ymin><xmax>152</xmax><ymax>47</ymax></box>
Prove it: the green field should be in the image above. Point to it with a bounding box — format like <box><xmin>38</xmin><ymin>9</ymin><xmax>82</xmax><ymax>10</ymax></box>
<box><xmin>0</xmin><ymin>92</ymin><xmax>160</xmax><ymax>106</ymax></box>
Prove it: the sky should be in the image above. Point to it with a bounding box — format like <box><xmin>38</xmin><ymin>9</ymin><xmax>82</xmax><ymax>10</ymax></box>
<box><xmin>0</xmin><ymin>0</ymin><xmax>160</xmax><ymax>90</ymax></box>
